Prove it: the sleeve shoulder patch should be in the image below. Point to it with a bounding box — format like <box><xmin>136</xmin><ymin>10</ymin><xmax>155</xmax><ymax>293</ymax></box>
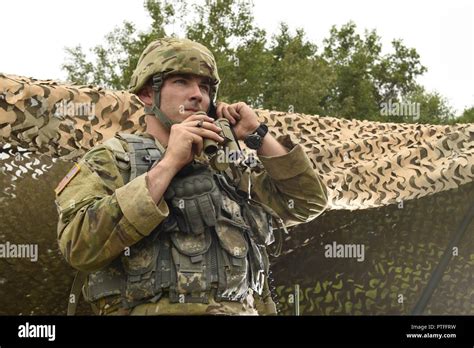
<box><xmin>55</xmin><ymin>163</ymin><xmax>81</xmax><ymax>196</ymax></box>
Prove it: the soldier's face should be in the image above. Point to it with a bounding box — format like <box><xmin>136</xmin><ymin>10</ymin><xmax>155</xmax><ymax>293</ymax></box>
<box><xmin>159</xmin><ymin>73</ymin><xmax>211</xmax><ymax>122</ymax></box>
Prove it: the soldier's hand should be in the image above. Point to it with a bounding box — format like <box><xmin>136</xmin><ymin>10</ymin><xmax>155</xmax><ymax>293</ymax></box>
<box><xmin>161</xmin><ymin>114</ymin><xmax>224</xmax><ymax>172</ymax></box>
<box><xmin>216</xmin><ymin>102</ymin><xmax>260</xmax><ymax>141</ymax></box>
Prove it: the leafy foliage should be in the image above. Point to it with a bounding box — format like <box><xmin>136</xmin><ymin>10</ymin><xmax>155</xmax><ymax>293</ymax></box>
<box><xmin>62</xmin><ymin>0</ymin><xmax>471</xmax><ymax>124</ymax></box>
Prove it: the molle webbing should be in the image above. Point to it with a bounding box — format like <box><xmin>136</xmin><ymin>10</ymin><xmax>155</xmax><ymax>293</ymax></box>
<box><xmin>118</xmin><ymin>133</ymin><xmax>163</xmax><ymax>180</ymax></box>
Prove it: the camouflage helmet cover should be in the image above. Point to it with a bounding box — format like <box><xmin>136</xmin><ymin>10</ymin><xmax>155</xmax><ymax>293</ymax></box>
<box><xmin>129</xmin><ymin>37</ymin><xmax>220</xmax><ymax>98</ymax></box>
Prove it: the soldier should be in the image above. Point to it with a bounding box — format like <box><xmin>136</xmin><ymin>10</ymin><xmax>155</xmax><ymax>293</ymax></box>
<box><xmin>55</xmin><ymin>37</ymin><xmax>328</xmax><ymax>315</ymax></box>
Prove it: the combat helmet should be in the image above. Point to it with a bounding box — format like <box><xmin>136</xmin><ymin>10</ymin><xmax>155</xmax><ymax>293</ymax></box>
<box><xmin>129</xmin><ymin>37</ymin><xmax>220</xmax><ymax>130</ymax></box>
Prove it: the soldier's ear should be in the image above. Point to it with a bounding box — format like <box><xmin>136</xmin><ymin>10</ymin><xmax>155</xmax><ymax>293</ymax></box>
<box><xmin>137</xmin><ymin>84</ymin><xmax>154</xmax><ymax>106</ymax></box>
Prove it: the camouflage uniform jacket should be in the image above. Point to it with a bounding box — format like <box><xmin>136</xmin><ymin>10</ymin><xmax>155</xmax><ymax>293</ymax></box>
<box><xmin>55</xmin><ymin>131</ymin><xmax>328</xmax><ymax>315</ymax></box>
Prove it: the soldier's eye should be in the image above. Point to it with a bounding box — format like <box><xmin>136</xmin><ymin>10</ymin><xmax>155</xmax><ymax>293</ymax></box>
<box><xmin>200</xmin><ymin>84</ymin><xmax>210</xmax><ymax>93</ymax></box>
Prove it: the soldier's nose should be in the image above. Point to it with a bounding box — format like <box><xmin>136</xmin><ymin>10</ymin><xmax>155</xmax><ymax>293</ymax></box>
<box><xmin>189</xmin><ymin>82</ymin><xmax>203</xmax><ymax>102</ymax></box>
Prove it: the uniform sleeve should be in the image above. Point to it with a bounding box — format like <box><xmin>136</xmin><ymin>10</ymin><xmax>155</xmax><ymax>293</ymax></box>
<box><xmin>55</xmin><ymin>145</ymin><xmax>169</xmax><ymax>273</ymax></box>
<box><xmin>238</xmin><ymin>135</ymin><xmax>328</xmax><ymax>227</ymax></box>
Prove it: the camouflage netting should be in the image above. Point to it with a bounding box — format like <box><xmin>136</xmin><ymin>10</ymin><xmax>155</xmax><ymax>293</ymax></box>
<box><xmin>1</xmin><ymin>73</ymin><xmax>473</xmax><ymax>209</ymax></box>
<box><xmin>0</xmin><ymin>73</ymin><xmax>473</xmax><ymax>315</ymax></box>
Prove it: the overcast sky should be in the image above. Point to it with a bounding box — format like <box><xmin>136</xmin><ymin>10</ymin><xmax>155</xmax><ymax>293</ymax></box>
<box><xmin>1</xmin><ymin>0</ymin><xmax>472</xmax><ymax>114</ymax></box>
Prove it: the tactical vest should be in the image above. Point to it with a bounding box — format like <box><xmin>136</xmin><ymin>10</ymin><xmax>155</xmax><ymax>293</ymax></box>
<box><xmin>81</xmin><ymin>133</ymin><xmax>281</xmax><ymax>311</ymax></box>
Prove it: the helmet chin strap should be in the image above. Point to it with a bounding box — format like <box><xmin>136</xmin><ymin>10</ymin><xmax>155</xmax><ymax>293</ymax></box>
<box><xmin>144</xmin><ymin>104</ymin><xmax>178</xmax><ymax>131</ymax></box>
<box><xmin>144</xmin><ymin>74</ymin><xmax>179</xmax><ymax>131</ymax></box>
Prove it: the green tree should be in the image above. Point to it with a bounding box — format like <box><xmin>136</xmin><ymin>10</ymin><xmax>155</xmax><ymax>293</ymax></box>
<box><xmin>62</xmin><ymin>0</ymin><xmax>185</xmax><ymax>89</ymax></box>
<box><xmin>456</xmin><ymin>106</ymin><xmax>474</xmax><ymax>123</ymax></box>
<box><xmin>261</xmin><ymin>23</ymin><xmax>334</xmax><ymax>115</ymax></box>
<box><xmin>184</xmin><ymin>0</ymin><xmax>269</xmax><ymax>105</ymax></box>
<box><xmin>61</xmin><ymin>2</ymin><xmax>470</xmax><ymax>125</ymax></box>
<box><xmin>404</xmin><ymin>86</ymin><xmax>454</xmax><ymax>124</ymax></box>
<box><xmin>322</xmin><ymin>22</ymin><xmax>427</xmax><ymax>121</ymax></box>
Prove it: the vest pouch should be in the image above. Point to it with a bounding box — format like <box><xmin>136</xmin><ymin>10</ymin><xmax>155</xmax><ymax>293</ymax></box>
<box><xmin>214</xmin><ymin>215</ymin><xmax>250</xmax><ymax>300</ymax></box>
<box><xmin>170</xmin><ymin>229</ymin><xmax>212</xmax><ymax>303</ymax></box>
<box><xmin>242</xmin><ymin>200</ymin><xmax>275</xmax><ymax>246</ymax></box>
<box><xmin>220</xmin><ymin>192</ymin><xmax>246</xmax><ymax>225</ymax></box>
<box><xmin>83</xmin><ymin>259</ymin><xmax>124</xmax><ymax>302</ymax></box>
<box><xmin>215</xmin><ymin>216</ymin><xmax>249</xmax><ymax>258</ymax></box>
<box><xmin>121</xmin><ymin>234</ymin><xmax>159</xmax><ymax>305</ymax></box>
